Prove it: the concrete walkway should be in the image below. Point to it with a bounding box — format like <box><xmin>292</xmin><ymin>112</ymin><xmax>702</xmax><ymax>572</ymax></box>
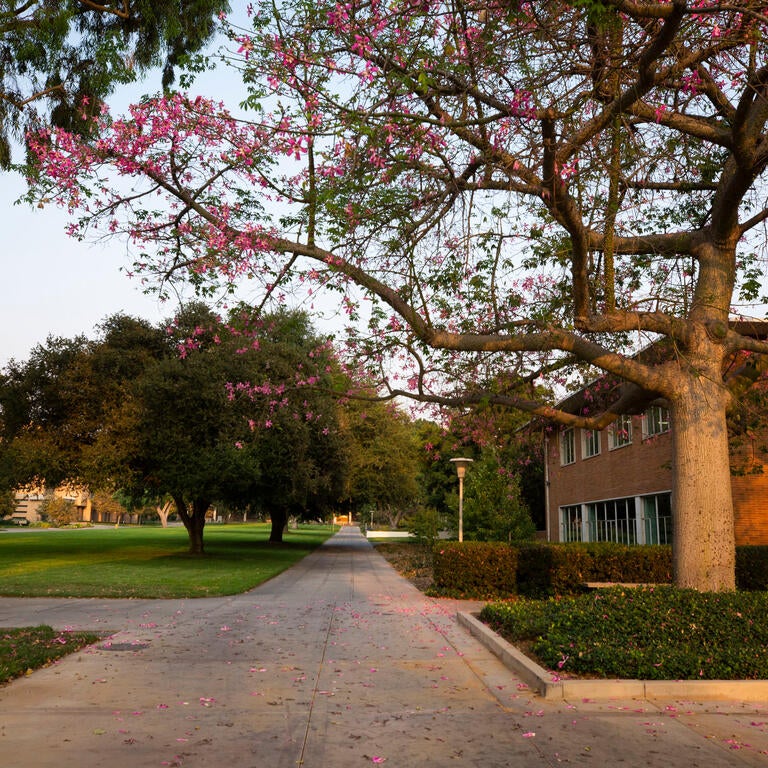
<box><xmin>0</xmin><ymin>526</ymin><xmax>766</xmax><ymax>767</ymax></box>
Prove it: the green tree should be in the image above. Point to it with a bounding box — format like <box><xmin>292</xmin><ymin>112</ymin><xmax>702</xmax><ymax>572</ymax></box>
<box><xmin>225</xmin><ymin>308</ymin><xmax>349</xmax><ymax>542</ymax></box>
<box><xmin>341</xmin><ymin>398</ymin><xmax>420</xmax><ymax>528</ymax></box>
<box><xmin>39</xmin><ymin>495</ymin><xmax>77</xmax><ymax>527</ymax></box>
<box><xmin>0</xmin><ymin>315</ymin><xmax>172</xmax><ymax>498</ymax></box>
<box><xmin>0</xmin><ymin>0</ymin><xmax>229</xmax><ymax>167</ymax></box>
<box><xmin>460</xmin><ymin>455</ymin><xmax>536</xmax><ymax>543</ymax></box>
<box><xmin>0</xmin><ymin>334</ymin><xmax>91</xmax><ymax>489</ymax></box>
<box><xmin>90</xmin><ymin>490</ymin><xmax>129</xmax><ymax>525</ymax></box>
<box><xmin>129</xmin><ymin>303</ymin><xmax>259</xmax><ymax>553</ymax></box>
<box><xmin>0</xmin><ymin>490</ymin><xmax>17</xmax><ymax>519</ymax></box>
<box><xmin>413</xmin><ymin>420</ymin><xmax>460</xmax><ymax>520</ymax></box>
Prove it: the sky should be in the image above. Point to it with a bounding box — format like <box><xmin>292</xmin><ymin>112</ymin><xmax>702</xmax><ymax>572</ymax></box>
<box><xmin>0</xmin><ymin>172</ymin><xmax>176</xmax><ymax>366</ymax></box>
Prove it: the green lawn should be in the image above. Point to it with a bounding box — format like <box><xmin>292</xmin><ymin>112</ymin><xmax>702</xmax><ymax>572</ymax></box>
<box><xmin>0</xmin><ymin>524</ymin><xmax>337</xmax><ymax>598</ymax></box>
<box><xmin>0</xmin><ymin>626</ymin><xmax>102</xmax><ymax>684</ymax></box>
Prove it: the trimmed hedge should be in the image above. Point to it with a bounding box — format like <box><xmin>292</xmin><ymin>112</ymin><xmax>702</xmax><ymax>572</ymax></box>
<box><xmin>516</xmin><ymin>542</ymin><xmax>672</xmax><ymax>597</ymax></box>
<box><xmin>432</xmin><ymin>541</ymin><xmax>519</xmax><ymax>598</ymax></box>
<box><xmin>432</xmin><ymin>542</ymin><xmax>768</xmax><ymax>598</ymax></box>
<box><xmin>480</xmin><ymin>586</ymin><xmax>768</xmax><ymax>680</ymax></box>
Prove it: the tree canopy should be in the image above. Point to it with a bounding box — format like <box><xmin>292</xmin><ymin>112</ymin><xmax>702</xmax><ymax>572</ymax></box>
<box><xmin>0</xmin><ymin>305</ymin><xmax>351</xmax><ymax>552</ymax></box>
<box><xmin>26</xmin><ymin>1</ymin><xmax>768</xmax><ymax>590</ymax></box>
<box><xmin>0</xmin><ymin>0</ymin><xmax>229</xmax><ymax>166</ymax></box>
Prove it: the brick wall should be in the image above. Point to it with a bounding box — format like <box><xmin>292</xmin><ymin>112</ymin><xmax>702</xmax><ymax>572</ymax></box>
<box><xmin>546</xmin><ymin>418</ymin><xmax>768</xmax><ymax>544</ymax></box>
<box><xmin>546</xmin><ymin>417</ymin><xmax>672</xmax><ymax>521</ymax></box>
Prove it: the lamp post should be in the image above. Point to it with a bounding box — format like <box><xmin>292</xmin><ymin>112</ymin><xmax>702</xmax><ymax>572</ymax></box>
<box><xmin>450</xmin><ymin>457</ymin><xmax>474</xmax><ymax>543</ymax></box>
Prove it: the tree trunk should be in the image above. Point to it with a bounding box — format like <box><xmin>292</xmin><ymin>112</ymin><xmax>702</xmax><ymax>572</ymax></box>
<box><xmin>156</xmin><ymin>500</ymin><xmax>173</xmax><ymax>528</ymax></box>
<box><xmin>175</xmin><ymin>496</ymin><xmax>208</xmax><ymax>555</ymax></box>
<box><xmin>269</xmin><ymin>508</ymin><xmax>287</xmax><ymax>543</ymax></box>
<box><xmin>670</xmin><ymin>381</ymin><xmax>735</xmax><ymax>591</ymax></box>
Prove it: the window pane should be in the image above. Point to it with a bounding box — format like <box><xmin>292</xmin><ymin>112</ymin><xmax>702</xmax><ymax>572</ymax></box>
<box><xmin>645</xmin><ymin>406</ymin><xmax>670</xmax><ymax>437</ymax></box>
<box><xmin>560</xmin><ymin>428</ymin><xmax>575</xmax><ymax>465</ymax></box>
<box><xmin>609</xmin><ymin>415</ymin><xmax>632</xmax><ymax>449</ymax></box>
<box><xmin>586</xmin><ymin>498</ymin><xmax>635</xmax><ymax>544</ymax></box>
<box><xmin>560</xmin><ymin>505</ymin><xmax>582</xmax><ymax>541</ymax></box>
<box><xmin>642</xmin><ymin>493</ymin><xmax>672</xmax><ymax>545</ymax></box>
<box><xmin>583</xmin><ymin>429</ymin><xmax>600</xmax><ymax>458</ymax></box>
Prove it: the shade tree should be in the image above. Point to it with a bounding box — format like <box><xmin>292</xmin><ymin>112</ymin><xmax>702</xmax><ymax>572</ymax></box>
<box><xmin>221</xmin><ymin>306</ymin><xmax>349</xmax><ymax>542</ymax></box>
<box><xmin>27</xmin><ymin>2</ymin><xmax>768</xmax><ymax>590</ymax></box>
<box><xmin>0</xmin><ymin>305</ymin><xmax>348</xmax><ymax>552</ymax></box>
<box><xmin>339</xmin><ymin>396</ymin><xmax>421</xmax><ymax>528</ymax></box>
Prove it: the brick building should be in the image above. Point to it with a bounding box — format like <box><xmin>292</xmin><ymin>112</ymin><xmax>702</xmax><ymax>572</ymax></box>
<box><xmin>545</xmin><ymin>403</ymin><xmax>768</xmax><ymax>547</ymax></box>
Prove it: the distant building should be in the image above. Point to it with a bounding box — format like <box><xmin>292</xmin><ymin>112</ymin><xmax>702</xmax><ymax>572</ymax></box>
<box><xmin>10</xmin><ymin>484</ymin><xmax>92</xmax><ymax>525</ymax></box>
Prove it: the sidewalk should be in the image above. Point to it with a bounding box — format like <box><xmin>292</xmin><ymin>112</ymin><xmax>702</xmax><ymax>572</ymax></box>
<box><xmin>0</xmin><ymin>526</ymin><xmax>765</xmax><ymax>766</ymax></box>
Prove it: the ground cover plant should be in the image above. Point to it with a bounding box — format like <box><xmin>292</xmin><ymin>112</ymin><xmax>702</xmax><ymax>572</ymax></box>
<box><xmin>481</xmin><ymin>586</ymin><xmax>768</xmax><ymax>681</ymax></box>
<box><xmin>0</xmin><ymin>626</ymin><xmax>101</xmax><ymax>685</ymax></box>
<box><xmin>376</xmin><ymin>542</ymin><xmax>768</xmax><ymax>681</ymax></box>
<box><xmin>0</xmin><ymin>524</ymin><xmax>336</xmax><ymax>598</ymax></box>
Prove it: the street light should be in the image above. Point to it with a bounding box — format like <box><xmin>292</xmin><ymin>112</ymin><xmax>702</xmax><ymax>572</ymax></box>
<box><xmin>450</xmin><ymin>457</ymin><xmax>474</xmax><ymax>543</ymax></box>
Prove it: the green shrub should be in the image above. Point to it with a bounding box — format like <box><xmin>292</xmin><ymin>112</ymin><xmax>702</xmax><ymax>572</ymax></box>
<box><xmin>516</xmin><ymin>544</ymin><xmax>592</xmax><ymax>597</ymax></box>
<box><xmin>39</xmin><ymin>497</ymin><xmax>77</xmax><ymax>527</ymax></box>
<box><xmin>432</xmin><ymin>541</ymin><xmax>517</xmax><ymax>598</ymax></box>
<box><xmin>406</xmin><ymin>507</ymin><xmax>441</xmax><ymax>546</ymax></box>
<box><xmin>433</xmin><ymin>541</ymin><xmax>768</xmax><ymax>599</ymax></box>
<box><xmin>516</xmin><ymin>543</ymin><xmax>672</xmax><ymax>597</ymax></box>
<box><xmin>481</xmin><ymin>586</ymin><xmax>768</xmax><ymax>680</ymax></box>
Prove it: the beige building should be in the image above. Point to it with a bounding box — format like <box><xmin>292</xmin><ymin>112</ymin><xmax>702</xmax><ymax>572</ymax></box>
<box><xmin>10</xmin><ymin>484</ymin><xmax>92</xmax><ymax>525</ymax></box>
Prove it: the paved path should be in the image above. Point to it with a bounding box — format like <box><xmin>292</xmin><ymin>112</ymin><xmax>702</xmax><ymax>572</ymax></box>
<box><xmin>0</xmin><ymin>527</ymin><xmax>766</xmax><ymax>767</ymax></box>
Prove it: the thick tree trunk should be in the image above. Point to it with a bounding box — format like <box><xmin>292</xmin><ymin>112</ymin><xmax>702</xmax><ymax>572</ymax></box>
<box><xmin>269</xmin><ymin>508</ymin><xmax>287</xmax><ymax>543</ymax></box>
<box><xmin>669</xmin><ymin>382</ymin><xmax>735</xmax><ymax>591</ymax></box>
<box><xmin>175</xmin><ymin>496</ymin><xmax>208</xmax><ymax>555</ymax></box>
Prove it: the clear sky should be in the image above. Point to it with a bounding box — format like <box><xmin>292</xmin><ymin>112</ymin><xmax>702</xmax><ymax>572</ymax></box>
<box><xmin>1</xmin><ymin>166</ymin><xmax>179</xmax><ymax>366</ymax></box>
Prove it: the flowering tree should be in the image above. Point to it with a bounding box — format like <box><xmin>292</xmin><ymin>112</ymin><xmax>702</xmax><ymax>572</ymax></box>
<box><xmin>0</xmin><ymin>0</ymin><xmax>229</xmax><ymax>166</ymax></box>
<box><xmin>26</xmin><ymin>1</ymin><xmax>768</xmax><ymax>590</ymax></box>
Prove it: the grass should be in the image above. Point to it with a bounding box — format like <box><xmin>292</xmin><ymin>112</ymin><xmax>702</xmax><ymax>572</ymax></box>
<box><xmin>0</xmin><ymin>626</ymin><xmax>102</xmax><ymax>685</ymax></box>
<box><xmin>0</xmin><ymin>523</ymin><xmax>337</xmax><ymax>598</ymax></box>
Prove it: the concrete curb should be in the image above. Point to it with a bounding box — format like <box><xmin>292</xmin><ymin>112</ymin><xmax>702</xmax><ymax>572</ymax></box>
<box><xmin>457</xmin><ymin>611</ymin><xmax>768</xmax><ymax>701</ymax></box>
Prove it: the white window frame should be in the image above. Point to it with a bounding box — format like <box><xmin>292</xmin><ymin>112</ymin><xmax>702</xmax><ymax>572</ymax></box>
<box><xmin>560</xmin><ymin>428</ymin><xmax>575</xmax><ymax>466</ymax></box>
<box><xmin>608</xmin><ymin>414</ymin><xmax>633</xmax><ymax>450</ymax></box>
<box><xmin>560</xmin><ymin>504</ymin><xmax>583</xmax><ymax>542</ymax></box>
<box><xmin>643</xmin><ymin>405</ymin><xmax>671</xmax><ymax>437</ymax></box>
<box><xmin>582</xmin><ymin>428</ymin><xmax>601</xmax><ymax>458</ymax></box>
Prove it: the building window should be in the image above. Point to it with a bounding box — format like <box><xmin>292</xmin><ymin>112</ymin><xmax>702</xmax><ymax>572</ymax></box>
<box><xmin>643</xmin><ymin>405</ymin><xmax>670</xmax><ymax>437</ymax></box>
<box><xmin>585</xmin><ymin>497</ymin><xmax>636</xmax><ymax>544</ymax></box>
<box><xmin>560</xmin><ymin>428</ymin><xmax>575</xmax><ymax>465</ymax></box>
<box><xmin>608</xmin><ymin>414</ymin><xmax>633</xmax><ymax>450</ymax></box>
<box><xmin>641</xmin><ymin>493</ymin><xmax>673</xmax><ymax>545</ymax></box>
<box><xmin>560</xmin><ymin>505</ymin><xmax>583</xmax><ymax>542</ymax></box>
<box><xmin>582</xmin><ymin>428</ymin><xmax>601</xmax><ymax>458</ymax></box>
